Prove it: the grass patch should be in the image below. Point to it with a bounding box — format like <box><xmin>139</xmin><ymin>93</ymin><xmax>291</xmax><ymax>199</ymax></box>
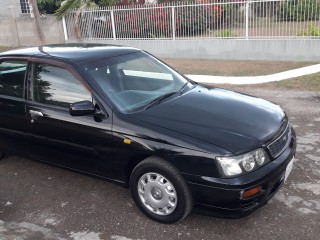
<box><xmin>163</xmin><ymin>58</ymin><xmax>316</xmax><ymax>76</ymax></box>
<box><xmin>0</xmin><ymin>46</ymin><xmax>15</xmax><ymax>52</ymax></box>
<box><xmin>269</xmin><ymin>72</ymin><xmax>320</xmax><ymax>91</ymax></box>
<box><xmin>213</xmin><ymin>73</ymin><xmax>320</xmax><ymax>92</ymax></box>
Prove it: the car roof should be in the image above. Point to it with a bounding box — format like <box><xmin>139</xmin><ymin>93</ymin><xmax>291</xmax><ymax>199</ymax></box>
<box><xmin>0</xmin><ymin>43</ymin><xmax>141</xmax><ymax>63</ymax></box>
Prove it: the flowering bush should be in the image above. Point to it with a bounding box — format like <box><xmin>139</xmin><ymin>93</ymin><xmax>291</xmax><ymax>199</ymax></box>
<box><xmin>176</xmin><ymin>4</ymin><xmax>222</xmax><ymax>36</ymax></box>
<box><xmin>114</xmin><ymin>8</ymin><xmax>173</xmax><ymax>38</ymax></box>
<box><xmin>91</xmin><ymin>2</ymin><xmax>224</xmax><ymax>38</ymax></box>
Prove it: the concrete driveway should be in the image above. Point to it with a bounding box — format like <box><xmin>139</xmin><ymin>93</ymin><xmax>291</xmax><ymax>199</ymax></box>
<box><xmin>0</xmin><ymin>86</ymin><xmax>319</xmax><ymax>240</ymax></box>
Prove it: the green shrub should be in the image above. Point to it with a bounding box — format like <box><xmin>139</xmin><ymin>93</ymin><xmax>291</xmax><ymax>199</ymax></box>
<box><xmin>37</xmin><ymin>0</ymin><xmax>62</xmax><ymax>14</ymax></box>
<box><xmin>216</xmin><ymin>30</ymin><xmax>232</xmax><ymax>38</ymax></box>
<box><xmin>298</xmin><ymin>24</ymin><xmax>320</xmax><ymax>37</ymax></box>
<box><xmin>278</xmin><ymin>0</ymin><xmax>320</xmax><ymax>21</ymax></box>
<box><xmin>218</xmin><ymin>1</ymin><xmax>239</xmax><ymax>27</ymax></box>
<box><xmin>176</xmin><ymin>5</ymin><xmax>207</xmax><ymax>36</ymax></box>
<box><xmin>176</xmin><ymin>3</ymin><xmax>223</xmax><ymax>36</ymax></box>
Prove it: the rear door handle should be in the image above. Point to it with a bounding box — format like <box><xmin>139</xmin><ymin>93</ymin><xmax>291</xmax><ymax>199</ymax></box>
<box><xmin>29</xmin><ymin>110</ymin><xmax>43</xmax><ymax>122</ymax></box>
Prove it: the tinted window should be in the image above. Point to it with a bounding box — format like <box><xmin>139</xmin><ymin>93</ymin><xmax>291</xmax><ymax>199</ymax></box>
<box><xmin>33</xmin><ymin>63</ymin><xmax>92</xmax><ymax>108</ymax></box>
<box><xmin>0</xmin><ymin>60</ymin><xmax>27</xmax><ymax>98</ymax></box>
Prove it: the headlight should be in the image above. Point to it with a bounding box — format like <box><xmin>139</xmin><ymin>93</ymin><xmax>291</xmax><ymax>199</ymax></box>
<box><xmin>216</xmin><ymin>148</ymin><xmax>270</xmax><ymax>178</ymax></box>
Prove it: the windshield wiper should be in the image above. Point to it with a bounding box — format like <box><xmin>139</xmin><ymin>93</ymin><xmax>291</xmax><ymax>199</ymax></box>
<box><xmin>143</xmin><ymin>91</ymin><xmax>178</xmax><ymax>110</ymax></box>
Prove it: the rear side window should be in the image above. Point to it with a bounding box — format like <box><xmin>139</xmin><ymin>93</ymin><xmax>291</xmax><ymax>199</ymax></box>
<box><xmin>33</xmin><ymin>63</ymin><xmax>92</xmax><ymax>108</ymax></box>
<box><xmin>0</xmin><ymin>60</ymin><xmax>27</xmax><ymax>98</ymax></box>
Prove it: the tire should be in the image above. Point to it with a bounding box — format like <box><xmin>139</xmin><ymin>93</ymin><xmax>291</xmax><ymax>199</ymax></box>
<box><xmin>0</xmin><ymin>152</ymin><xmax>5</xmax><ymax>160</ymax></box>
<box><xmin>130</xmin><ymin>156</ymin><xmax>193</xmax><ymax>223</ymax></box>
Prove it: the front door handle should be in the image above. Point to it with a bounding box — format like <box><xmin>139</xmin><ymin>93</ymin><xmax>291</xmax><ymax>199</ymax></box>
<box><xmin>29</xmin><ymin>110</ymin><xmax>43</xmax><ymax>122</ymax></box>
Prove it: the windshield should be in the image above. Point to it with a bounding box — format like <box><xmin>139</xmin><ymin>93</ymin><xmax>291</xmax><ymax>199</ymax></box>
<box><xmin>81</xmin><ymin>51</ymin><xmax>190</xmax><ymax>113</ymax></box>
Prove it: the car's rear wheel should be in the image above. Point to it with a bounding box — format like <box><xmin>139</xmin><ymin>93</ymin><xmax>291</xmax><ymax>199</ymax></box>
<box><xmin>130</xmin><ymin>157</ymin><xmax>193</xmax><ymax>223</ymax></box>
<box><xmin>0</xmin><ymin>152</ymin><xmax>5</xmax><ymax>160</ymax></box>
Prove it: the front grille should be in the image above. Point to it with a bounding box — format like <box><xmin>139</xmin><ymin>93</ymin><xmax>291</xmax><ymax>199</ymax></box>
<box><xmin>267</xmin><ymin>124</ymin><xmax>291</xmax><ymax>159</ymax></box>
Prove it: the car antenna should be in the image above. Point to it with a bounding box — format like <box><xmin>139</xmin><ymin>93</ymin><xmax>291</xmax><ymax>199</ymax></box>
<box><xmin>38</xmin><ymin>45</ymin><xmax>50</xmax><ymax>56</ymax></box>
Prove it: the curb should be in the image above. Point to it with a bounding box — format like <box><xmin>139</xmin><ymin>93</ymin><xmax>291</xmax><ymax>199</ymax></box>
<box><xmin>186</xmin><ymin>64</ymin><xmax>320</xmax><ymax>84</ymax></box>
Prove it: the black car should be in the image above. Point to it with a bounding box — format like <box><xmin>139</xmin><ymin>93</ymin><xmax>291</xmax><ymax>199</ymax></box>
<box><xmin>0</xmin><ymin>44</ymin><xmax>296</xmax><ymax>223</ymax></box>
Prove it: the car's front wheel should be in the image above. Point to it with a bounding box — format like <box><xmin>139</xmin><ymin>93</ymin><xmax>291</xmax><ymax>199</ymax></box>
<box><xmin>130</xmin><ymin>157</ymin><xmax>193</xmax><ymax>223</ymax></box>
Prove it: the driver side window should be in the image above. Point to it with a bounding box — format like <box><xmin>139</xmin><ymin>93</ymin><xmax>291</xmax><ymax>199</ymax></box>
<box><xmin>33</xmin><ymin>63</ymin><xmax>92</xmax><ymax>108</ymax></box>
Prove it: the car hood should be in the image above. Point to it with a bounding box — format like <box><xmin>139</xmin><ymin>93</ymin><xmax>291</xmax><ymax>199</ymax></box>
<box><xmin>131</xmin><ymin>85</ymin><xmax>285</xmax><ymax>155</ymax></box>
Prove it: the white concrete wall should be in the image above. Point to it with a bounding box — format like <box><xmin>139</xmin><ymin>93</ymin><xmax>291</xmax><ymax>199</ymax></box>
<box><xmin>0</xmin><ymin>15</ymin><xmax>65</xmax><ymax>47</ymax></box>
<box><xmin>1</xmin><ymin>9</ymin><xmax>319</xmax><ymax>62</ymax></box>
<box><xmin>82</xmin><ymin>39</ymin><xmax>320</xmax><ymax>62</ymax></box>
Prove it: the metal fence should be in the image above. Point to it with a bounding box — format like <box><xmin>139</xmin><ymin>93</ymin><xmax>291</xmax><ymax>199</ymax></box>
<box><xmin>63</xmin><ymin>0</ymin><xmax>320</xmax><ymax>40</ymax></box>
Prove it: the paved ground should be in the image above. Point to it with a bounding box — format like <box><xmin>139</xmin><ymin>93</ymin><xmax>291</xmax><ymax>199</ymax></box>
<box><xmin>0</xmin><ymin>86</ymin><xmax>320</xmax><ymax>240</ymax></box>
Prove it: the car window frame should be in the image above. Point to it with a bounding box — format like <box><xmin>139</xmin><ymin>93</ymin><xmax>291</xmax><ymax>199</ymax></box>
<box><xmin>28</xmin><ymin>57</ymin><xmax>112</xmax><ymax>120</ymax></box>
<box><xmin>28</xmin><ymin>58</ymin><xmax>94</xmax><ymax>109</ymax></box>
<box><xmin>0</xmin><ymin>56</ymin><xmax>30</xmax><ymax>101</ymax></box>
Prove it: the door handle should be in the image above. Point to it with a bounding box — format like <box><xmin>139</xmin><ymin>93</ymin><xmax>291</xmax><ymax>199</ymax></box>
<box><xmin>29</xmin><ymin>110</ymin><xmax>43</xmax><ymax>122</ymax></box>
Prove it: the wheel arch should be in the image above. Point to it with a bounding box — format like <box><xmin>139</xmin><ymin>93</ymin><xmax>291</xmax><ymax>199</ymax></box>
<box><xmin>125</xmin><ymin>153</ymin><xmax>179</xmax><ymax>187</ymax></box>
<box><xmin>125</xmin><ymin>154</ymin><xmax>152</xmax><ymax>187</ymax></box>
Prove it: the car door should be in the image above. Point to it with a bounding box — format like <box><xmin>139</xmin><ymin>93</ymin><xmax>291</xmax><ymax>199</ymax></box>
<box><xmin>26</xmin><ymin>59</ymin><xmax>118</xmax><ymax>179</ymax></box>
<box><xmin>0</xmin><ymin>58</ymin><xmax>31</xmax><ymax>155</ymax></box>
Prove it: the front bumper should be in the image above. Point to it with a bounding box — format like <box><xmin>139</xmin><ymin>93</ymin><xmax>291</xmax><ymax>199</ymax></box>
<box><xmin>185</xmin><ymin>129</ymin><xmax>296</xmax><ymax>218</ymax></box>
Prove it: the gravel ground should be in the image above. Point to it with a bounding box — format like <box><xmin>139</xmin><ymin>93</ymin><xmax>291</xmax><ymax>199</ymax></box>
<box><xmin>0</xmin><ymin>86</ymin><xmax>319</xmax><ymax>240</ymax></box>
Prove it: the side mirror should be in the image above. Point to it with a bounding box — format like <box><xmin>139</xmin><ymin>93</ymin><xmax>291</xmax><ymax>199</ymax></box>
<box><xmin>69</xmin><ymin>101</ymin><xmax>95</xmax><ymax>116</ymax></box>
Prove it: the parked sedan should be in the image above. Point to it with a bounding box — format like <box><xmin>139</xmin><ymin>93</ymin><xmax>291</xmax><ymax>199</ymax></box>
<box><xmin>0</xmin><ymin>44</ymin><xmax>296</xmax><ymax>223</ymax></box>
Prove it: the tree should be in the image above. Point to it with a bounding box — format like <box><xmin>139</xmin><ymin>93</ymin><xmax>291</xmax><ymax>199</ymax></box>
<box><xmin>96</xmin><ymin>0</ymin><xmax>119</xmax><ymax>6</ymax></box>
<box><xmin>55</xmin><ymin>0</ymin><xmax>97</xmax><ymax>19</ymax></box>
<box><xmin>29</xmin><ymin>0</ymin><xmax>45</xmax><ymax>44</ymax></box>
<box><xmin>54</xmin><ymin>0</ymin><xmax>98</xmax><ymax>40</ymax></box>
<box><xmin>37</xmin><ymin>0</ymin><xmax>62</xmax><ymax>14</ymax></box>
<box><xmin>53</xmin><ymin>0</ymin><xmax>121</xmax><ymax>39</ymax></box>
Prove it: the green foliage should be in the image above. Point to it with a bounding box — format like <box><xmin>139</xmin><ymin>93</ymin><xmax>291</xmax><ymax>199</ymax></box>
<box><xmin>37</xmin><ymin>0</ymin><xmax>62</xmax><ymax>14</ymax></box>
<box><xmin>55</xmin><ymin>0</ymin><xmax>83</xmax><ymax>19</ymax></box>
<box><xmin>307</xmin><ymin>25</ymin><xmax>320</xmax><ymax>36</ymax></box>
<box><xmin>218</xmin><ymin>1</ymin><xmax>239</xmax><ymax>27</ymax></box>
<box><xmin>176</xmin><ymin>3</ymin><xmax>223</xmax><ymax>36</ymax></box>
<box><xmin>95</xmin><ymin>0</ymin><xmax>119</xmax><ymax>7</ymax></box>
<box><xmin>298</xmin><ymin>24</ymin><xmax>320</xmax><ymax>37</ymax></box>
<box><xmin>278</xmin><ymin>0</ymin><xmax>320</xmax><ymax>22</ymax></box>
<box><xmin>55</xmin><ymin>0</ymin><xmax>97</xmax><ymax>19</ymax></box>
<box><xmin>216</xmin><ymin>30</ymin><xmax>232</xmax><ymax>38</ymax></box>
<box><xmin>176</xmin><ymin>5</ymin><xmax>207</xmax><ymax>36</ymax></box>
<box><xmin>90</xmin><ymin>2</ymin><xmax>224</xmax><ymax>38</ymax></box>
<box><xmin>93</xmin><ymin>8</ymin><xmax>173</xmax><ymax>38</ymax></box>
<box><xmin>51</xmin><ymin>0</ymin><xmax>111</xmax><ymax>18</ymax></box>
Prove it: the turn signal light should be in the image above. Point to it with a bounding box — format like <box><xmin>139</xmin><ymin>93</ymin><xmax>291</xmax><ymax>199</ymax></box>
<box><xmin>241</xmin><ymin>186</ymin><xmax>261</xmax><ymax>199</ymax></box>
